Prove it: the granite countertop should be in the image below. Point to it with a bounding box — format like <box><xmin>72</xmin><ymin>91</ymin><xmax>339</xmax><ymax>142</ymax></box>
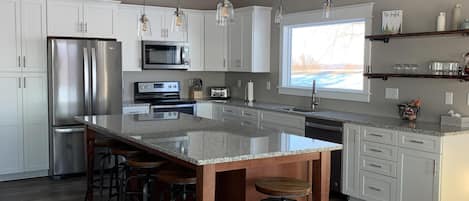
<box><xmin>201</xmin><ymin>99</ymin><xmax>469</xmax><ymax>136</ymax></box>
<box><xmin>75</xmin><ymin>114</ymin><xmax>342</xmax><ymax>166</ymax></box>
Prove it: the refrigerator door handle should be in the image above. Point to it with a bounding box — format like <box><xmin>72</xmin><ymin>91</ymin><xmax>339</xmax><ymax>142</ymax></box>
<box><xmin>91</xmin><ymin>48</ymin><xmax>97</xmax><ymax>115</ymax></box>
<box><xmin>83</xmin><ymin>47</ymin><xmax>92</xmax><ymax>115</ymax></box>
<box><xmin>55</xmin><ymin>127</ymin><xmax>85</xmax><ymax>133</ymax></box>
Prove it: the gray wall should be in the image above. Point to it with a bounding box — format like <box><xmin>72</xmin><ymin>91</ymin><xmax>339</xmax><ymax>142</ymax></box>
<box><xmin>225</xmin><ymin>0</ymin><xmax>469</xmax><ymax>123</ymax></box>
<box><xmin>123</xmin><ymin>71</ymin><xmax>225</xmax><ymax>102</ymax></box>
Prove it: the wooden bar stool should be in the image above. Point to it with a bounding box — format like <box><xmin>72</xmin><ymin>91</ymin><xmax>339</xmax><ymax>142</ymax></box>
<box><xmin>121</xmin><ymin>155</ymin><xmax>167</xmax><ymax>201</ymax></box>
<box><xmin>255</xmin><ymin>177</ymin><xmax>312</xmax><ymax>201</ymax></box>
<box><xmin>94</xmin><ymin>139</ymin><xmax>120</xmax><ymax>201</ymax></box>
<box><xmin>108</xmin><ymin>147</ymin><xmax>141</xmax><ymax>201</ymax></box>
<box><xmin>156</xmin><ymin>165</ymin><xmax>196</xmax><ymax>201</ymax></box>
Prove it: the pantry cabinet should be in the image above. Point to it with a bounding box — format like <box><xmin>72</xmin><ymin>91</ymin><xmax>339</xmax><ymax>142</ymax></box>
<box><xmin>47</xmin><ymin>0</ymin><xmax>119</xmax><ymax>38</ymax></box>
<box><xmin>0</xmin><ymin>73</ymin><xmax>48</xmax><ymax>176</ymax></box>
<box><xmin>0</xmin><ymin>0</ymin><xmax>46</xmax><ymax>73</ymax></box>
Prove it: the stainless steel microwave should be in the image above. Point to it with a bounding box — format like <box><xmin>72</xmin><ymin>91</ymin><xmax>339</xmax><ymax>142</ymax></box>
<box><xmin>142</xmin><ymin>41</ymin><xmax>190</xmax><ymax>70</ymax></box>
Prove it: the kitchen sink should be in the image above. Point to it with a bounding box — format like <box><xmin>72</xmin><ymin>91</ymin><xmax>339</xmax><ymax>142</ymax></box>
<box><xmin>279</xmin><ymin>107</ymin><xmax>319</xmax><ymax>113</ymax></box>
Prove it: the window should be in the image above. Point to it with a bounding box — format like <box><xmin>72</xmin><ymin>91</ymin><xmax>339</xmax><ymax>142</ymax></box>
<box><xmin>279</xmin><ymin>3</ymin><xmax>374</xmax><ymax>102</ymax></box>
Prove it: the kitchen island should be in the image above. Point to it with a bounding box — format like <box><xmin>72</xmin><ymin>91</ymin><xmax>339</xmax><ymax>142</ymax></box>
<box><xmin>76</xmin><ymin>113</ymin><xmax>342</xmax><ymax>201</ymax></box>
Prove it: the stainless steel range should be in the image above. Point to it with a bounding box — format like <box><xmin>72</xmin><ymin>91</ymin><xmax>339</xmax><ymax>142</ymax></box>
<box><xmin>134</xmin><ymin>81</ymin><xmax>196</xmax><ymax>115</ymax></box>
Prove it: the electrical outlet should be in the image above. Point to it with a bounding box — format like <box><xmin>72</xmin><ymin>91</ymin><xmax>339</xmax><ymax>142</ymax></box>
<box><xmin>237</xmin><ymin>80</ymin><xmax>242</xmax><ymax>88</ymax></box>
<box><xmin>266</xmin><ymin>81</ymin><xmax>271</xmax><ymax>90</ymax></box>
<box><xmin>385</xmin><ymin>88</ymin><xmax>399</xmax><ymax>100</ymax></box>
<box><xmin>445</xmin><ymin>92</ymin><xmax>454</xmax><ymax>105</ymax></box>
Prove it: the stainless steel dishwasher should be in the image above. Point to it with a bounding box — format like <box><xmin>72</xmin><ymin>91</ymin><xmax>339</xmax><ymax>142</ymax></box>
<box><xmin>305</xmin><ymin>117</ymin><xmax>346</xmax><ymax>198</ymax></box>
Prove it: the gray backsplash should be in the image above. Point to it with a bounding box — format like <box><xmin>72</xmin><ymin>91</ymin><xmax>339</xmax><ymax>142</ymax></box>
<box><xmin>225</xmin><ymin>0</ymin><xmax>469</xmax><ymax>123</ymax></box>
<box><xmin>123</xmin><ymin>71</ymin><xmax>226</xmax><ymax>102</ymax></box>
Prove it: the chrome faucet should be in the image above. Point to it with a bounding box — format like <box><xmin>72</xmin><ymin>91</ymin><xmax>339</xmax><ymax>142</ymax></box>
<box><xmin>311</xmin><ymin>80</ymin><xmax>320</xmax><ymax>111</ymax></box>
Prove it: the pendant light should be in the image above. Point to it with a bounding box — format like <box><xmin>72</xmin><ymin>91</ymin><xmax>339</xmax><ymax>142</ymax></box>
<box><xmin>322</xmin><ymin>0</ymin><xmax>333</xmax><ymax>18</ymax></box>
<box><xmin>274</xmin><ymin>0</ymin><xmax>284</xmax><ymax>24</ymax></box>
<box><xmin>171</xmin><ymin>0</ymin><xmax>187</xmax><ymax>32</ymax></box>
<box><xmin>216</xmin><ymin>0</ymin><xmax>234</xmax><ymax>26</ymax></box>
<box><xmin>138</xmin><ymin>0</ymin><xmax>152</xmax><ymax>37</ymax></box>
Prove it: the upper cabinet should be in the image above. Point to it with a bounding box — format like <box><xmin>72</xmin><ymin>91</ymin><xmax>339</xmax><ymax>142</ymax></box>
<box><xmin>117</xmin><ymin>5</ymin><xmax>143</xmax><ymax>71</ymax></box>
<box><xmin>228</xmin><ymin>7</ymin><xmax>271</xmax><ymax>73</ymax></box>
<box><xmin>142</xmin><ymin>7</ymin><xmax>186</xmax><ymax>42</ymax></box>
<box><xmin>0</xmin><ymin>0</ymin><xmax>46</xmax><ymax>73</ymax></box>
<box><xmin>204</xmin><ymin>11</ymin><xmax>228</xmax><ymax>72</ymax></box>
<box><xmin>186</xmin><ymin>11</ymin><xmax>205</xmax><ymax>71</ymax></box>
<box><xmin>47</xmin><ymin>0</ymin><xmax>119</xmax><ymax>38</ymax></box>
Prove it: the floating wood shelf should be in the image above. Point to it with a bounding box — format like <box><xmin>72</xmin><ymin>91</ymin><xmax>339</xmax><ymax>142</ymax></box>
<box><xmin>365</xmin><ymin>29</ymin><xmax>469</xmax><ymax>43</ymax></box>
<box><xmin>364</xmin><ymin>73</ymin><xmax>469</xmax><ymax>81</ymax></box>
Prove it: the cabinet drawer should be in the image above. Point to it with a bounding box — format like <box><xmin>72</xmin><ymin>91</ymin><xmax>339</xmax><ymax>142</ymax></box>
<box><xmin>240</xmin><ymin>119</ymin><xmax>258</xmax><ymax>128</ymax></box>
<box><xmin>359</xmin><ymin>171</ymin><xmax>397</xmax><ymax>201</ymax></box>
<box><xmin>362</xmin><ymin>126</ymin><xmax>397</xmax><ymax>145</ymax></box>
<box><xmin>222</xmin><ymin>105</ymin><xmax>242</xmax><ymax>117</ymax></box>
<box><xmin>361</xmin><ymin>141</ymin><xmax>398</xmax><ymax>161</ymax></box>
<box><xmin>241</xmin><ymin>108</ymin><xmax>259</xmax><ymax>120</ymax></box>
<box><xmin>398</xmin><ymin>132</ymin><xmax>441</xmax><ymax>153</ymax></box>
<box><xmin>260</xmin><ymin>111</ymin><xmax>305</xmax><ymax>129</ymax></box>
<box><xmin>360</xmin><ymin>156</ymin><xmax>397</xmax><ymax>178</ymax></box>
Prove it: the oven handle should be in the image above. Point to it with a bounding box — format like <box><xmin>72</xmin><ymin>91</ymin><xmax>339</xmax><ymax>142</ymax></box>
<box><xmin>151</xmin><ymin>104</ymin><xmax>195</xmax><ymax>109</ymax></box>
<box><xmin>306</xmin><ymin>122</ymin><xmax>343</xmax><ymax>132</ymax></box>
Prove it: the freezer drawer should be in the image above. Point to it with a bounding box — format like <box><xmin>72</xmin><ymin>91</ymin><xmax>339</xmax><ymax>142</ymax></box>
<box><xmin>51</xmin><ymin>127</ymin><xmax>85</xmax><ymax>175</ymax></box>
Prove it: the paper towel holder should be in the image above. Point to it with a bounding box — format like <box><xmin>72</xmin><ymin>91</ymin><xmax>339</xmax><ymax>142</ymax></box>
<box><xmin>244</xmin><ymin>80</ymin><xmax>256</xmax><ymax>103</ymax></box>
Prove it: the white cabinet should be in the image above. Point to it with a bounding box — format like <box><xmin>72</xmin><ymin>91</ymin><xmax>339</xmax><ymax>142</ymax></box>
<box><xmin>47</xmin><ymin>0</ymin><xmax>118</xmax><ymax>38</ymax></box>
<box><xmin>228</xmin><ymin>7</ymin><xmax>271</xmax><ymax>73</ymax></box>
<box><xmin>187</xmin><ymin>11</ymin><xmax>205</xmax><ymax>71</ymax></box>
<box><xmin>117</xmin><ymin>5</ymin><xmax>143</xmax><ymax>71</ymax></box>
<box><xmin>142</xmin><ymin>7</ymin><xmax>186</xmax><ymax>42</ymax></box>
<box><xmin>342</xmin><ymin>124</ymin><xmax>361</xmax><ymax>197</ymax></box>
<box><xmin>0</xmin><ymin>73</ymin><xmax>48</xmax><ymax>176</ymax></box>
<box><xmin>22</xmin><ymin>73</ymin><xmax>48</xmax><ymax>171</ymax></box>
<box><xmin>397</xmin><ymin>149</ymin><xmax>439</xmax><ymax>201</ymax></box>
<box><xmin>0</xmin><ymin>0</ymin><xmax>46</xmax><ymax>73</ymax></box>
<box><xmin>196</xmin><ymin>102</ymin><xmax>213</xmax><ymax>119</ymax></box>
<box><xmin>204</xmin><ymin>12</ymin><xmax>228</xmax><ymax>71</ymax></box>
<box><xmin>0</xmin><ymin>74</ymin><xmax>23</xmax><ymax>175</ymax></box>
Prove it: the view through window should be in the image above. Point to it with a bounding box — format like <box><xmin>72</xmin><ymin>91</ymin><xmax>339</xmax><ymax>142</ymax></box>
<box><xmin>289</xmin><ymin>20</ymin><xmax>366</xmax><ymax>91</ymax></box>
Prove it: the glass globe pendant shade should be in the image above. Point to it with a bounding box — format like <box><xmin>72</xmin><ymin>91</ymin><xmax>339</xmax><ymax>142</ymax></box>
<box><xmin>322</xmin><ymin>0</ymin><xmax>333</xmax><ymax>18</ymax></box>
<box><xmin>138</xmin><ymin>14</ymin><xmax>152</xmax><ymax>37</ymax></box>
<box><xmin>274</xmin><ymin>0</ymin><xmax>284</xmax><ymax>24</ymax></box>
<box><xmin>216</xmin><ymin>0</ymin><xmax>234</xmax><ymax>26</ymax></box>
<box><xmin>171</xmin><ymin>8</ymin><xmax>187</xmax><ymax>32</ymax></box>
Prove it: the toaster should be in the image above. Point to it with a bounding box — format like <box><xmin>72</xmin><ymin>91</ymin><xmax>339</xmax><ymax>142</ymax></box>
<box><xmin>209</xmin><ymin>87</ymin><xmax>230</xmax><ymax>99</ymax></box>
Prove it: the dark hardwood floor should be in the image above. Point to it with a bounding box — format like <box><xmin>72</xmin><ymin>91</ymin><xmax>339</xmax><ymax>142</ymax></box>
<box><xmin>0</xmin><ymin>176</ymin><xmax>347</xmax><ymax>201</ymax></box>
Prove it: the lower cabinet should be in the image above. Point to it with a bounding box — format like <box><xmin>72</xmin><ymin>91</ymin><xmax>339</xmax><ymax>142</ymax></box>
<box><xmin>342</xmin><ymin>124</ymin><xmax>361</xmax><ymax>197</ymax></box>
<box><xmin>0</xmin><ymin>73</ymin><xmax>48</xmax><ymax>177</ymax></box>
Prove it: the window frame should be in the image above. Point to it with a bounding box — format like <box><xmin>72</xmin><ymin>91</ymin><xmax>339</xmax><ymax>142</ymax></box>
<box><xmin>279</xmin><ymin>3</ymin><xmax>374</xmax><ymax>102</ymax></box>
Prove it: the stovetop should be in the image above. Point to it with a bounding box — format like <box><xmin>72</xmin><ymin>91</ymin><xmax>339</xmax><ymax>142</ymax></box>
<box><xmin>134</xmin><ymin>99</ymin><xmax>196</xmax><ymax>106</ymax></box>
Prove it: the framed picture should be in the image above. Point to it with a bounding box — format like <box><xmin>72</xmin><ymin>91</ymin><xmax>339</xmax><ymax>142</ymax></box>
<box><xmin>382</xmin><ymin>10</ymin><xmax>403</xmax><ymax>34</ymax></box>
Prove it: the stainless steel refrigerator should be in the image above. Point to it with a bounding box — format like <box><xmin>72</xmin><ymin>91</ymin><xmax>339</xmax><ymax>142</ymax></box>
<box><xmin>48</xmin><ymin>38</ymin><xmax>122</xmax><ymax>176</ymax></box>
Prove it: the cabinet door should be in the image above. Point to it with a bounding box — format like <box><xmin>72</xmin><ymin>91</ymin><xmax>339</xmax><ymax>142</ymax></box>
<box><xmin>0</xmin><ymin>0</ymin><xmax>22</xmax><ymax>72</ymax></box>
<box><xmin>228</xmin><ymin>13</ymin><xmax>244</xmax><ymax>72</ymax></box>
<box><xmin>83</xmin><ymin>2</ymin><xmax>117</xmax><ymax>38</ymax></box>
<box><xmin>187</xmin><ymin>11</ymin><xmax>205</xmax><ymax>71</ymax></box>
<box><xmin>21</xmin><ymin>0</ymin><xmax>46</xmax><ymax>72</ymax></box>
<box><xmin>342</xmin><ymin>124</ymin><xmax>361</xmax><ymax>197</ymax></box>
<box><xmin>196</xmin><ymin>103</ymin><xmax>213</xmax><ymax>119</ymax></box>
<box><xmin>397</xmin><ymin>149</ymin><xmax>440</xmax><ymax>201</ymax></box>
<box><xmin>0</xmin><ymin>74</ymin><xmax>23</xmax><ymax>174</ymax></box>
<box><xmin>22</xmin><ymin>73</ymin><xmax>49</xmax><ymax>171</ymax></box>
<box><xmin>118</xmin><ymin>5</ymin><xmax>143</xmax><ymax>71</ymax></box>
<box><xmin>204</xmin><ymin>12</ymin><xmax>227</xmax><ymax>71</ymax></box>
<box><xmin>165</xmin><ymin>11</ymin><xmax>186</xmax><ymax>42</ymax></box>
<box><xmin>142</xmin><ymin>7</ymin><xmax>166</xmax><ymax>41</ymax></box>
<box><xmin>47</xmin><ymin>0</ymin><xmax>83</xmax><ymax>37</ymax></box>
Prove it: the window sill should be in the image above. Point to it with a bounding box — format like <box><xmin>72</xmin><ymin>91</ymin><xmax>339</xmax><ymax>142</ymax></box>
<box><xmin>278</xmin><ymin>87</ymin><xmax>370</xmax><ymax>103</ymax></box>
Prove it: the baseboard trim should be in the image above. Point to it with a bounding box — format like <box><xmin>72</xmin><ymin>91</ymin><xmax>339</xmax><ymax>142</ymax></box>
<box><xmin>0</xmin><ymin>170</ymin><xmax>49</xmax><ymax>182</ymax></box>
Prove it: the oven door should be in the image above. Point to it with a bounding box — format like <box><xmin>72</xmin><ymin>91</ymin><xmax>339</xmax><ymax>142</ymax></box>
<box><xmin>151</xmin><ymin>104</ymin><xmax>195</xmax><ymax>115</ymax></box>
<box><xmin>142</xmin><ymin>41</ymin><xmax>189</xmax><ymax>70</ymax></box>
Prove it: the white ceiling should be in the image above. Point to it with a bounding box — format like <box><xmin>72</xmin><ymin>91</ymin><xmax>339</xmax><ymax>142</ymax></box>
<box><xmin>121</xmin><ymin>0</ymin><xmax>274</xmax><ymax>10</ymax></box>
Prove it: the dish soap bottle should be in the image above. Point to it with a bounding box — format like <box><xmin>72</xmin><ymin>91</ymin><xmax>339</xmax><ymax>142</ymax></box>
<box><xmin>452</xmin><ymin>3</ymin><xmax>462</xmax><ymax>30</ymax></box>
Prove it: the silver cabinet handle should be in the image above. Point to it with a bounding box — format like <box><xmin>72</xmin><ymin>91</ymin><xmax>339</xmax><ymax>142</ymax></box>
<box><xmin>369</xmin><ymin>163</ymin><xmax>382</xmax><ymax>169</ymax></box>
<box><xmin>85</xmin><ymin>22</ymin><xmax>88</xmax><ymax>33</ymax></box>
<box><xmin>369</xmin><ymin>133</ymin><xmax>383</xmax><ymax>138</ymax></box>
<box><xmin>368</xmin><ymin>186</ymin><xmax>381</xmax><ymax>192</ymax></box>
<box><xmin>18</xmin><ymin>56</ymin><xmax>21</xmax><ymax>68</ymax></box>
<box><xmin>18</xmin><ymin>77</ymin><xmax>21</xmax><ymax>88</ymax></box>
<box><xmin>79</xmin><ymin>22</ymin><xmax>83</xmax><ymax>32</ymax></box>
<box><xmin>409</xmin><ymin>139</ymin><xmax>424</xmax><ymax>144</ymax></box>
<box><xmin>23</xmin><ymin>56</ymin><xmax>26</xmax><ymax>68</ymax></box>
<box><xmin>23</xmin><ymin>77</ymin><xmax>26</xmax><ymax>88</ymax></box>
<box><xmin>55</xmin><ymin>127</ymin><xmax>85</xmax><ymax>133</ymax></box>
<box><xmin>369</xmin><ymin>148</ymin><xmax>383</xmax><ymax>153</ymax></box>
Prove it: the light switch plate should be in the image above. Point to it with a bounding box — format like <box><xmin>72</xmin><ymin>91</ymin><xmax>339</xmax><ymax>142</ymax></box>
<box><xmin>266</xmin><ymin>81</ymin><xmax>271</xmax><ymax>90</ymax></box>
<box><xmin>445</xmin><ymin>92</ymin><xmax>454</xmax><ymax>105</ymax></box>
<box><xmin>385</xmin><ymin>88</ymin><xmax>399</xmax><ymax>100</ymax></box>
<box><xmin>237</xmin><ymin>80</ymin><xmax>242</xmax><ymax>88</ymax></box>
